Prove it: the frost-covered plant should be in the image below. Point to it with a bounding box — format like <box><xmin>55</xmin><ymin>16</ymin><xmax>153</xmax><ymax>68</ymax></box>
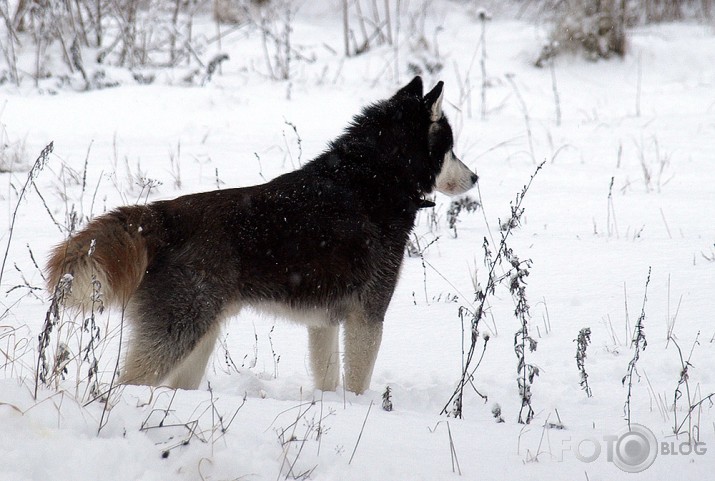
<box><xmin>6</xmin><ymin>0</ymin><xmax>229</xmax><ymax>87</ymax></box>
<box><xmin>36</xmin><ymin>258</ymin><xmax>107</xmax><ymax>400</ymax></box>
<box><xmin>342</xmin><ymin>0</ymin><xmax>396</xmax><ymax>57</ymax></box>
<box><xmin>446</xmin><ymin>196</ymin><xmax>480</xmax><ymax>238</ymax></box>
<box><xmin>509</xmin><ymin>249</ymin><xmax>538</xmax><ymax>425</ymax></box>
<box><xmin>1</xmin><ymin>142</ymin><xmax>52</xmax><ymax>289</ymax></box>
<box><xmin>622</xmin><ymin>267</ymin><xmax>650</xmax><ymax>429</ymax></box>
<box><xmin>575</xmin><ymin>327</ymin><xmax>592</xmax><ymax>397</ymax></box>
<box><xmin>235</xmin><ymin>0</ymin><xmax>314</xmax><ymax>85</ymax></box>
<box><xmin>382</xmin><ymin>385</ymin><xmax>394</xmax><ymax>412</ymax></box>
<box><xmin>442</xmin><ymin>162</ymin><xmax>544</xmax><ymax>419</ymax></box>
<box><xmin>491</xmin><ymin>403</ymin><xmax>505</xmax><ymax>423</ymax></box>
<box><xmin>82</xmin><ymin>269</ymin><xmax>105</xmax><ymax>400</ymax></box>
<box><xmin>36</xmin><ymin>273</ymin><xmax>72</xmax><ymax>395</ymax></box>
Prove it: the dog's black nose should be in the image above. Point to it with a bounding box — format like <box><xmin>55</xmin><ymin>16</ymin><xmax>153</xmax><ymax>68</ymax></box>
<box><xmin>470</xmin><ymin>173</ymin><xmax>479</xmax><ymax>184</ymax></box>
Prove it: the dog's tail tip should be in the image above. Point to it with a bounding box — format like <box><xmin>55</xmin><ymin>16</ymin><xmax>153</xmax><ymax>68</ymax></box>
<box><xmin>45</xmin><ymin>241</ymin><xmax>109</xmax><ymax>310</ymax></box>
<box><xmin>45</xmin><ymin>211</ymin><xmax>149</xmax><ymax>310</ymax></box>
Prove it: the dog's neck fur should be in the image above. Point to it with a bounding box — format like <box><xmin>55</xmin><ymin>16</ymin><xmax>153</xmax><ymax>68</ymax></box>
<box><xmin>302</xmin><ymin>96</ymin><xmax>437</xmax><ymax>222</ymax></box>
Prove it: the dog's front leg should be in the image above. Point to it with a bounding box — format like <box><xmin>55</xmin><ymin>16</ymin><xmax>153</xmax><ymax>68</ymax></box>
<box><xmin>343</xmin><ymin>316</ymin><xmax>383</xmax><ymax>395</ymax></box>
<box><xmin>308</xmin><ymin>325</ymin><xmax>340</xmax><ymax>391</ymax></box>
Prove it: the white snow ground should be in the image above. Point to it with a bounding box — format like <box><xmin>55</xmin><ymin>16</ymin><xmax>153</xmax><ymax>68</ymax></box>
<box><xmin>1</xmin><ymin>2</ymin><xmax>715</xmax><ymax>480</ymax></box>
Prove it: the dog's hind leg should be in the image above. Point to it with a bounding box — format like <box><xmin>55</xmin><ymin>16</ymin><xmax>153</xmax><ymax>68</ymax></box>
<box><xmin>120</xmin><ymin>272</ymin><xmax>227</xmax><ymax>390</ymax></box>
<box><xmin>343</xmin><ymin>313</ymin><xmax>383</xmax><ymax>395</ymax></box>
<box><xmin>122</xmin><ymin>310</ymin><xmax>223</xmax><ymax>390</ymax></box>
<box><xmin>308</xmin><ymin>325</ymin><xmax>340</xmax><ymax>391</ymax></box>
<box><xmin>162</xmin><ymin>327</ymin><xmax>222</xmax><ymax>389</ymax></box>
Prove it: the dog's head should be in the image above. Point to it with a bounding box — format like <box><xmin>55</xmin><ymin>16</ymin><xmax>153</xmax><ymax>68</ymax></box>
<box><xmin>393</xmin><ymin>76</ymin><xmax>478</xmax><ymax>197</ymax></box>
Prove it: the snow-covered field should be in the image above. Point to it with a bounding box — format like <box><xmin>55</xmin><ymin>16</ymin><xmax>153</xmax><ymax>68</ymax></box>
<box><xmin>1</xmin><ymin>2</ymin><xmax>715</xmax><ymax>480</ymax></box>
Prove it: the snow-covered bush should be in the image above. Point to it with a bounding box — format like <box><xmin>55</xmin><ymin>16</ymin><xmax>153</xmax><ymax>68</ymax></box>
<box><xmin>535</xmin><ymin>0</ymin><xmax>712</xmax><ymax>65</ymax></box>
<box><xmin>639</xmin><ymin>0</ymin><xmax>712</xmax><ymax>22</ymax></box>
<box><xmin>537</xmin><ymin>0</ymin><xmax>628</xmax><ymax>65</ymax></box>
<box><xmin>1</xmin><ymin>0</ymin><xmax>237</xmax><ymax>87</ymax></box>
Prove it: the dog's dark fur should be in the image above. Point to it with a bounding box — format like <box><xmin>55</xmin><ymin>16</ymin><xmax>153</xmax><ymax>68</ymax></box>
<box><xmin>46</xmin><ymin>76</ymin><xmax>476</xmax><ymax>394</ymax></box>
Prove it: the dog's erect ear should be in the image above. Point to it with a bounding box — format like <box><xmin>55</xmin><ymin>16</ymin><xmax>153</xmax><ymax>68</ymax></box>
<box><xmin>424</xmin><ymin>81</ymin><xmax>444</xmax><ymax>121</ymax></box>
<box><xmin>396</xmin><ymin>76</ymin><xmax>423</xmax><ymax>98</ymax></box>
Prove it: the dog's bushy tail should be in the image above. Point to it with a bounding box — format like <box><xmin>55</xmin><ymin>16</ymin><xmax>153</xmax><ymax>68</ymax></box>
<box><xmin>46</xmin><ymin>205</ymin><xmax>157</xmax><ymax>309</ymax></box>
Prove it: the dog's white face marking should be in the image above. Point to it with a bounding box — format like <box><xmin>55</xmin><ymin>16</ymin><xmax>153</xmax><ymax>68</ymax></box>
<box><xmin>425</xmin><ymin>84</ymin><xmax>477</xmax><ymax>196</ymax></box>
<box><xmin>435</xmin><ymin>150</ymin><xmax>477</xmax><ymax>195</ymax></box>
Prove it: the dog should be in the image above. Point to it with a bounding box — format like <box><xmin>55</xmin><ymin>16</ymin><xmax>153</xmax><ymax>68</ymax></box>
<box><xmin>46</xmin><ymin>76</ymin><xmax>477</xmax><ymax>394</ymax></box>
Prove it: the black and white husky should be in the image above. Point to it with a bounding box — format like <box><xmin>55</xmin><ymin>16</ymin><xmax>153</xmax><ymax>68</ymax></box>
<box><xmin>47</xmin><ymin>76</ymin><xmax>477</xmax><ymax>394</ymax></box>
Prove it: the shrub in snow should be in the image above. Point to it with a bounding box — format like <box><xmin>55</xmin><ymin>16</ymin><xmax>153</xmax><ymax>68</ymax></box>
<box><xmin>491</xmin><ymin>403</ymin><xmax>505</xmax><ymax>423</ymax></box>
<box><xmin>214</xmin><ymin>0</ymin><xmax>245</xmax><ymax>24</ymax></box>
<box><xmin>382</xmin><ymin>385</ymin><xmax>393</xmax><ymax>412</ymax></box>
<box><xmin>0</xmin><ymin>125</ymin><xmax>27</xmax><ymax>173</ymax></box>
<box><xmin>639</xmin><ymin>0</ymin><xmax>713</xmax><ymax>22</ymax></box>
<box><xmin>537</xmin><ymin>0</ymin><xmax>628</xmax><ymax>65</ymax></box>
<box><xmin>446</xmin><ymin>195</ymin><xmax>481</xmax><ymax>238</ymax></box>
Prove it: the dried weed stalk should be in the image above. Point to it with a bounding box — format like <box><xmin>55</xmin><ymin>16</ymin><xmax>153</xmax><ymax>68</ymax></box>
<box><xmin>622</xmin><ymin>266</ymin><xmax>650</xmax><ymax>430</ymax></box>
<box><xmin>442</xmin><ymin>162</ymin><xmax>544</xmax><ymax>419</ymax></box>
<box><xmin>575</xmin><ymin>327</ymin><xmax>592</xmax><ymax>397</ymax></box>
